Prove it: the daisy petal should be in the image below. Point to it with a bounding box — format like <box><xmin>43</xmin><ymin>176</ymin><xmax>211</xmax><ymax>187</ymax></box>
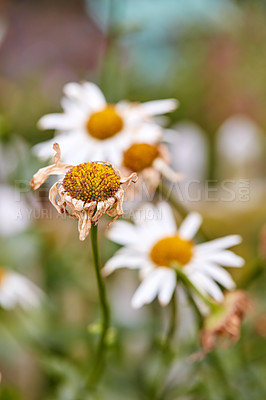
<box><xmin>158</xmin><ymin>269</ymin><xmax>176</xmax><ymax>306</ymax></box>
<box><xmin>179</xmin><ymin>212</ymin><xmax>202</xmax><ymax>240</ymax></box>
<box><xmin>158</xmin><ymin>202</ymin><xmax>177</xmax><ymax>235</ymax></box>
<box><xmin>131</xmin><ymin>268</ymin><xmax>167</xmax><ymax>309</ymax></box>
<box><xmin>63</xmin><ymin>82</ymin><xmax>85</xmax><ymax>101</ymax></box>
<box><xmin>102</xmin><ymin>253</ymin><xmax>145</xmax><ymax>276</ymax></box>
<box><xmin>134</xmin><ymin>123</ymin><xmax>163</xmax><ymax>143</ymax></box>
<box><xmin>199</xmin><ymin>263</ymin><xmax>236</xmax><ymax>290</ymax></box>
<box><xmin>38</xmin><ymin>114</ymin><xmax>77</xmax><ymax>130</ymax></box>
<box><xmin>203</xmin><ymin>250</ymin><xmax>244</xmax><ymax>267</ymax></box>
<box><xmin>107</xmin><ymin>221</ymin><xmax>139</xmax><ymax>246</ymax></box>
<box><xmin>195</xmin><ymin>235</ymin><xmax>242</xmax><ymax>254</ymax></box>
<box><xmin>140</xmin><ymin>99</ymin><xmax>179</xmax><ymax>116</ymax></box>
<box><xmin>82</xmin><ymin>82</ymin><xmax>106</xmax><ymax>110</ymax></box>
<box><xmin>189</xmin><ymin>271</ymin><xmax>224</xmax><ymax>302</ymax></box>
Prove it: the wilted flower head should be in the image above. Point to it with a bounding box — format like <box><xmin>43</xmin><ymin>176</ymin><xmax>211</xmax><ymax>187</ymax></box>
<box><xmin>201</xmin><ymin>290</ymin><xmax>251</xmax><ymax>353</ymax></box>
<box><xmin>31</xmin><ymin>143</ymin><xmax>137</xmax><ymax>240</ymax></box>
<box><xmin>103</xmin><ymin>202</ymin><xmax>244</xmax><ymax>308</ymax></box>
<box><xmin>33</xmin><ymin>81</ymin><xmax>178</xmax><ymax>165</ymax></box>
<box><xmin>0</xmin><ymin>267</ymin><xmax>43</xmax><ymax>309</ymax></box>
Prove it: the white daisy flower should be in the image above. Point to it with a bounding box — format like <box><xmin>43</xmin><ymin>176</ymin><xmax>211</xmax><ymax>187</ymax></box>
<box><xmin>103</xmin><ymin>202</ymin><xmax>244</xmax><ymax>309</ymax></box>
<box><xmin>34</xmin><ymin>81</ymin><xmax>178</xmax><ymax>165</ymax></box>
<box><xmin>0</xmin><ymin>267</ymin><xmax>43</xmax><ymax>310</ymax></box>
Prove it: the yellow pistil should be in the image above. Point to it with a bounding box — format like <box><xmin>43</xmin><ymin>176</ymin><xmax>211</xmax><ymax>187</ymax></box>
<box><xmin>86</xmin><ymin>105</ymin><xmax>124</xmax><ymax>140</ymax></box>
<box><xmin>63</xmin><ymin>162</ymin><xmax>120</xmax><ymax>203</ymax></box>
<box><xmin>0</xmin><ymin>268</ymin><xmax>6</xmax><ymax>285</ymax></box>
<box><xmin>150</xmin><ymin>235</ymin><xmax>194</xmax><ymax>267</ymax></box>
<box><xmin>123</xmin><ymin>143</ymin><xmax>159</xmax><ymax>172</ymax></box>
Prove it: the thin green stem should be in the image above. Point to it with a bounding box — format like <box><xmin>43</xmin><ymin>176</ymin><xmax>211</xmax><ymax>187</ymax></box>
<box><xmin>89</xmin><ymin>224</ymin><xmax>110</xmax><ymax>386</ymax></box>
<box><xmin>164</xmin><ymin>291</ymin><xmax>177</xmax><ymax>349</ymax></box>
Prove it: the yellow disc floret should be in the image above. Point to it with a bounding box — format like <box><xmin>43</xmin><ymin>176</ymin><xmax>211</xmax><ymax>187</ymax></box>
<box><xmin>63</xmin><ymin>162</ymin><xmax>120</xmax><ymax>203</ymax></box>
<box><xmin>123</xmin><ymin>143</ymin><xmax>159</xmax><ymax>172</ymax></box>
<box><xmin>150</xmin><ymin>235</ymin><xmax>194</xmax><ymax>267</ymax></box>
<box><xmin>0</xmin><ymin>268</ymin><xmax>6</xmax><ymax>285</ymax></box>
<box><xmin>86</xmin><ymin>105</ymin><xmax>124</xmax><ymax>140</ymax></box>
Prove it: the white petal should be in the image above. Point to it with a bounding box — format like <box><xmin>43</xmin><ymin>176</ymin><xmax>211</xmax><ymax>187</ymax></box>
<box><xmin>157</xmin><ymin>202</ymin><xmax>177</xmax><ymax>235</ymax></box>
<box><xmin>134</xmin><ymin>123</ymin><xmax>163</xmax><ymax>143</ymax></box>
<box><xmin>188</xmin><ymin>271</ymin><xmax>224</xmax><ymax>302</ymax></box>
<box><xmin>131</xmin><ymin>268</ymin><xmax>168</xmax><ymax>309</ymax></box>
<box><xmin>203</xmin><ymin>250</ymin><xmax>244</xmax><ymax>267</ymax></box>
<box><xmin>178</xmin><ymin>212</ymin><xmax>202</xmax><ymax>240</ymax></box>
<box><xmin>158</xmin><ymin>269</ymin><xmax>176</xmax><ymax>306</ymax></box>
<box><xmin>195</xmin><ymin>235</ymin><xmax>242</xmax><ymax>254</ymax></box>
<box><xmin>38</xmin><ymin>113</ymin><xmax>78</xmax><ymax>131</ymax></box>
<box><xmin>82</xmin><ymin>82</ymin><xmax>106</xmax><ymax>110</ymax></box>
<box><xmin>140</xmin><ymin>99</ymin><xmax>179</xmax><ymax>116</ymax></box>
<box><xmin>102</xmin><ymin>253</ymin><xmax>145</xmax><ymax>276</ymax></box>
<box><xmin>107</xmin><ymin>220</ymin><xmax>139</xmax><ymax>246</ymax></box>
<box><xmin>197</xmin><ymin>263</ymin><xmax>235</xmax><ymax>290</ymax></box>
<box><xmin>63</xmin><ymin>82</ymin><xmax>86</xmax><ymax>102</ymax></box>
<box><xmin>0</xmin><ymin>273</ymin><xmax>43</xmax><ymax>309</ymax></box>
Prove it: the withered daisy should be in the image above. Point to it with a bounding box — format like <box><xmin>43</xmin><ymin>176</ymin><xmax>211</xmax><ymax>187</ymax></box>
<box><xmin>200</xmin><ymin>290</ymin><xmax>251</xmax><ymax>353</ymax></box>
<box><xmin>31</xmin><ymin>143</ymin><xmax>137</xmax><ymax>240</ymax></box>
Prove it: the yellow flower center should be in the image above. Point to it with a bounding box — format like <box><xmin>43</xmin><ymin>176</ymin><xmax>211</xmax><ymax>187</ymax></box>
<box><xmin>150</xmin><ymin>235</ymin><xmax>194</xmax><ymax>267</ymax></box>
<box><xmin>0</xmin><ymin>268</ymin><xmax>6</xmax><ymax>286</ymax></box>
<box><xmin>86</xmin><ymin>105</ymin><xmax>124</xmax><ymax>140</ymax></box>
<box><xmin>63</xmin><ymin>162</ymin><xmax>120</xmax><ymax>203</ymax></box>
<box><xmin>123</xmin><ymin>143</ymin><xmax>159</xmax><ymax>172</ymax></box>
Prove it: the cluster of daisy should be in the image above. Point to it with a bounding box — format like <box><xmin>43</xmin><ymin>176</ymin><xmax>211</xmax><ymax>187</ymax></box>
<box><xmin>30</xmin><ymin>80</ymin><xmax>248</xmax><ymax>350</ymax></box>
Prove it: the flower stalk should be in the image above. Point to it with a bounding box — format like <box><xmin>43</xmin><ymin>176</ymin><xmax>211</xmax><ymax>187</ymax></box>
<box><xmin>89</xmin><ymin>223</ymin><xmax>110</xmax><ymax>386</ymax></box>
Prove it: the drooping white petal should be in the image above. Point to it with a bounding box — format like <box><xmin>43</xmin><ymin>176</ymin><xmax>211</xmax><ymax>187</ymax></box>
<box><xmin>158</xmin><ymin>269</ymin><xmax>176</xmax><ymax>306</ymax></box>
<box><xmin>196</xmin><ymin>263</ymin><xmax>236</xmax><ymax>290</ymax></box>
<box><xmin>202</xmin><ymin>250</ymin><xmax>244</xmax><ymax>267</ymax></box>
<box><xmin>131</xmin><ymin>268</ymin><xmax>169</xmax><ymax>309</ymax></box>
<box><xmin>195</xmin><ymin>235</ymin><xmax>242</xmax><ymax>254</ymax></box>
<box><xmin>140</xmin><ymin>99</ymin><xmax>179</xmax><ymax>116</ymax></box>
<box><xmin>178</xmin><ymin>212</ymin><xmax>202</xmax><ymax>240</ymax></box>
<box><xmin>187</xmin><ymin>270</ymin><xmax>224</xmax><ymax>302</ymax></box>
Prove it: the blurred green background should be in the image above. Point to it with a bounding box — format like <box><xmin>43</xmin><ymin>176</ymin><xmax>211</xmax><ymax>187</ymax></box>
<box><xmin>0</xmin><ymin>0</ymin><xmax>266</xmax><ymax>399</ymax></box>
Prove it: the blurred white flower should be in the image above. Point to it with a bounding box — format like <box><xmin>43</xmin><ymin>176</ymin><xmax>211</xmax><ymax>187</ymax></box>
<box><xmin>103</xmin><ymin>202</ymin><xmax>244</xmax><ymax>309</ymax></box>
<box><xmin>165</xmin><ymin>122</ymin><xmax>209</xmax><ymax>183</ymax></box>
<box><xmin>0</xmin><ymin>267</ymin><xmax>43</xmax><ymax>309</ymax></box>
<box><xmin>0</xmin><ymin>185</ymin><xmax>30</xmax><ymax>236</ymax></box>
<box><xmin>34</xmin><ymin>81</ymin><xmax>178</xmax><ymax>165</ymax></box>
<box><xmin>216</xmin><ymin>115</ymin><xmax>263</xmax><ymax>177</ymax></box>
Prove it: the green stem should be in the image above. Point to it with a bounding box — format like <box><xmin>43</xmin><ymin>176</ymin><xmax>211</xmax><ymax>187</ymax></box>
<box><xmin>89</xmin><ymin>224</ymin><xmax>110</xmax><ymax>386</ymax></box>
<box><xmin>164</xmin><ymin>291</ymin><xmax>177</xmax><ymax>349</ymax></box>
